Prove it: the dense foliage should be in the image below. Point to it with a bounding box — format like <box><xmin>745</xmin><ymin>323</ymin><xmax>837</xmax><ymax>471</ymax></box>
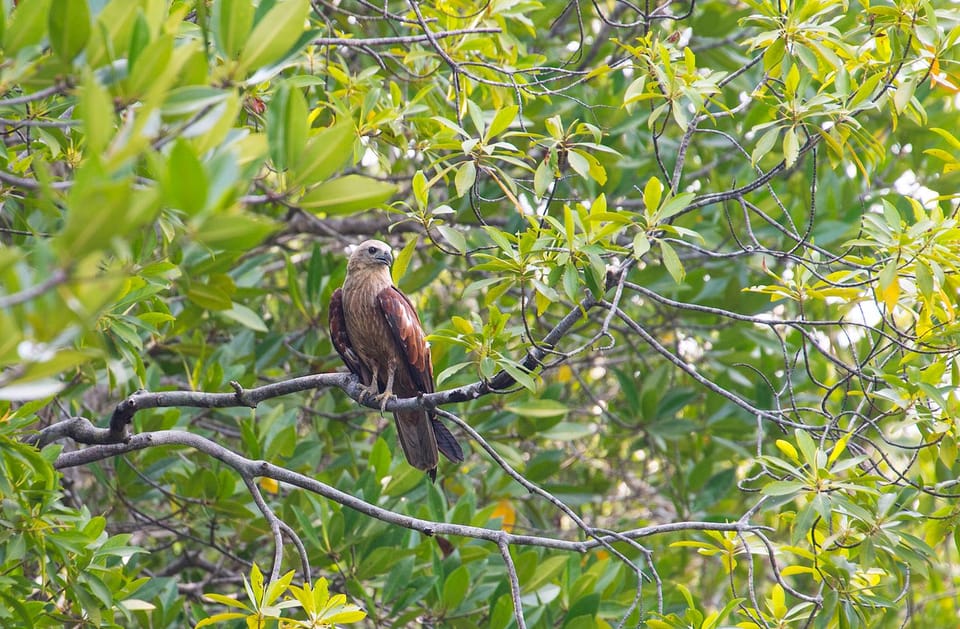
<box><xmin>2</xmin><ymin>0</ymin><xmax>960</xmax><ymax>627</ymax></box>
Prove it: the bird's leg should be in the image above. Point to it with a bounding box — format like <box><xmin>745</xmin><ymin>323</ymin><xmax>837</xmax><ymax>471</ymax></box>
<box><xmin>373</xmin><ymin>362</ymin><xmax>396</xmax><ymax>412</ymax></box>
<box><xmin>360</xmin><ymin>364</ymin><xmax>380</xmax><ymax>404</ymax></box>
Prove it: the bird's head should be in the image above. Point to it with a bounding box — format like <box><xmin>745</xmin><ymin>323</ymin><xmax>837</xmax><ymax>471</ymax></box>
<box><xmin>348</xmin><ymin>239</ymin><xmax>394</xmax><ymax>272</ymax></box>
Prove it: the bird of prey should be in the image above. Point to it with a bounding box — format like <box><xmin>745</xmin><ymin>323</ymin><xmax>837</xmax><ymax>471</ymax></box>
<box><xmin>328</xmin><ymin>239</ymin><xmax>464</xmax><ymax>479</ymax></box>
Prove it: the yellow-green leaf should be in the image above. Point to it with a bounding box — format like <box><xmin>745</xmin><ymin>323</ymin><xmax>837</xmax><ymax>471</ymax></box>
<box><xmin>195</xmin><ymin>612</ymin><xmax>248</xmax><ymax>627</ymax></box>
<box><xmin>775</xmin><ymin>439</ymin><xmax>800</xmax><ymax>463</ymax></box>
<box><xmin>451</xmin><ymin>316</ymin><xmax>475</xmax><ymax>335</ymax></box>
<box><xmin>643</xmin><ymin>176</ymin><xmax>663</xmax><ymax>217</ymax></box>
<box><xmin>392</xmin><ymin>237</ymin><xmax>419</xmax><ymax>285</ymax></box>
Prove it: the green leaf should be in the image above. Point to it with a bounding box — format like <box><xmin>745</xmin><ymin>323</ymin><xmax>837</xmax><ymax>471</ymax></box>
<box><xmin>285</xmin><ymin>257</ymin><xmax>307</xmax><ymax>318</ymax></box>
<box><xmin>894</xmin><ymin>76</ymin><xmax>917</xmax><ymax>114</ymax></box>
<box><xmin>562</xmin><ymin>263</ymin><xmax>579</xmax><ymax>301</ymax></box>
<box><xmin>455</xmin><ymin>160</ymin><xmax>477</xmax><ymax>198</ymax></box>
<box><xmin>187</xmin><ymin>283</ymin><xmax>234</xmax><ymax>311</ymax></box>
<box><xmin>300</xmin><ymin>175</ymin><xmax>397</xmax><ymax>215</ymax></box>
<box><xmin>442</xmin><ymin>565</ymin><xmax>470</xmax><ymax>610</ymax></box>
<box><xmin>633</xmin><ymin>233</ymin><xmax>650</xmax><ymax>259</ymax></box>
<box><xmin>915</xmin><ymin>261</ymin><xmax>933</xmax><ymax>301</ymax></box>
<box><xmin>392</xmin><ymin>237</ymin><xmax>419</xmax><ymax>285</ymax></box>
<box><xmin>126</xmin><ymin>33</ymin><xmax>175</xmax><ymax>99</ymax></box>
<box><xmin>566</xmin><ymin>150</ymin><xmax>590</xmax><ymax>179</ymax></box>
<box><xmin>291</xmin><ymin>121</ymin><xmax>356</xmax><ymax>185</ymax></box>
<box><xmin>4</xmin><ymin>0</ymin><xmax>52</xmax><ymax>55</ymax></box>
<box><xmin>539</xmin><ymin>422</ymin><xmax>594</xmax><ymax>441</ymax></box>
<box><xmin>524</xmin><ymin>555</ymin><xmax>566</xmax><ymax>591</ymax></box>
<box><xmin>195</xmin><ymin>213</ymin><xmax>278</xmax><ymax>250</ymax></box>
<box><xmin>505</xmin><ymin>399</ymin><xmax>569</xmax><ymax>419</ymax></box>
<box><xmin>57</xmin><ymin>170</ymin><xmax>132</xmax><ymax>259</ymax></box>
<box><xmin>204</xmin><ymin>592</ymin><xmax>251</xmax><ymax>611</ymax></box>
<box><xmin>412</xmin><ymin>170</ymin><xmax>429</xmax><ymax>209</ymax></box>
<box><xmin>485</xmin><ymin>105</ymin><xmax>518</xmax><ymax>141</ymax></box>
<box><xmin>127</xmin><ymin>10</ymin><xmax>150</xmax><ymax>72</ymax></box>
<box><xmin>545</xmin><ymin>115</ymin><xmax>563</xmax><ymax>139</ymax></box>
<box><xmin>49</xmin><ymin>0</ymin><xmax>91</xmax><ymax>62</ymax></box>
<box><xmin>644</xmin><ymin>176</ymin><xmax>663</xmax><ymax>216</ymax></box>
<box><xmin>499</xmin><ymin>360</ymin><xmax>537</xmax><ymax>392</ymax></box>
<box><xmin>238</xmin><ymin>0</ymin><xmax>310</xmax><ymax>73</ymax></box>
<box><xmin>163</xmin><ymin>86</ymin><xmax>232</xmax><ymax>116</ymax></box>
<box><xmin>267</xmin><ymin>82</ymin><xmax>308</xmax><ymax>172</ymax></box>
<box><xmin>221</xmin><ymin>302</ymin><xmax>268</xmax><ymax>332</ymax></box>
<box><xmin>930</xmin><ymin>127</ymin><xmax>960</xmax><ymax>152</ymax></box>
<box><xmin>660</xmin><ymin>240</ymin><xmax>684</xmax><ymax>283</ymax></box>
<box><xmin>195</xmin><ymin>612</ymin><xmax>248</xmax><ymax>627</ymax></box>
<box><xmin>657</xmin><ymin>192</ymin><xmax>695</xmax><ymax>221</ymax></box>
<box><xmin>323</xmin><ymin>608</ymin><xmax>366</xmax><ymax>624</ymax></box>
<box><xmin>623</xmin><ymin>75</ymin><xmax>647</xmax><ymax>108</ymax></box>
<box><xmin>783</xmin><ymin>127</ymin><xmax>799</xmax><ymax>168</ymax></box>
<box><xmin>168</xmin><ymin>140</ymin><xmax>208</xmax><ymax>215</ymax></box>
<box><xmin>78</xmin><ymin>73</ymin><xmax>114</xmax><ymax>157</ymax></box>
<box><xmin>534</xmin><ymin>159</ymin><xmax>554</xmax><ymax>198</ymax></box>
<box><xmin>763</xmin><ymin>480</ymin><xmax>805</xmax><ymax>496</ymax></box>
<box><xmin>212</xmin><ymin>0</ymin><xmax>253</xmax><ymax>59</ymax></box>
<box><xmin>752</xmin><ymin>126</ymin><xmax>781</xmax><ymax>167</ymax></box>
<box><xmin>437</xmin><ymin>225</ymin><xmax>466</xmax><ymax>254</ymax></box>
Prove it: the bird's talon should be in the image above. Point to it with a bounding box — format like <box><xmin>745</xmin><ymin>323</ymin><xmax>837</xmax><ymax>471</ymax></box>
<box><xmin>358</xmin><ymin>385</ymin><xmax>379</xmax><ymax>405</ymax></box>
<box><xmin>374</xmin><ymin>391</ymin><xmax>393</xmax><ymax>412</ymax></box>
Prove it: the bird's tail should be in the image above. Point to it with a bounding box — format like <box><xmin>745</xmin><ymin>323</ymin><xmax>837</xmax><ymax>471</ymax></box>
<box><xmin>432</xmin><ymin>417</ymin><xmax>464</xmax><ymax>464</ymax></box>
<box><xmin>393</xmin><ymin>410</ymin><xmax>439</xmax><ymax>476</ymax></box>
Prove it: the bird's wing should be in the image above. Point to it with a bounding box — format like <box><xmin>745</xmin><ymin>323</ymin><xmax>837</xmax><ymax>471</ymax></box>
<box><xmin>328</xmin><ymin>287</ymin><xmax>371</xmax><ymax>384</ymax></box>
<box><xmin>377</xmin><ymin>286</ymin><xmax>434</xmax><ymax>394</ymax></box>
<box><xmin>379</xmin><ymin>285</ymin><xmax>463</xmax><ymax>470</ymax></box>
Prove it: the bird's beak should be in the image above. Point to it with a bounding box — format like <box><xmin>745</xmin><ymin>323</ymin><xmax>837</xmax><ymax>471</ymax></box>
<box><xmin>374</xmin><ymin>250</ymin><xmax>393</xmax><ymax>266</ymax></box>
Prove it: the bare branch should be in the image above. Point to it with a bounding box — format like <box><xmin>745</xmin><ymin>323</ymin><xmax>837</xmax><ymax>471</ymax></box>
<box><xmin>498</xmin><ymin>538</ymin><xmax>527</xmax><ymax>629</ymax></box>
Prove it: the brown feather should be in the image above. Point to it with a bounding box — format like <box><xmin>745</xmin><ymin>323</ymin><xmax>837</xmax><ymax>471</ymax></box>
<box><xmin>377</xmin><ymin>286</ymin><xmax>433</xmax><ymax>395</ymax></box>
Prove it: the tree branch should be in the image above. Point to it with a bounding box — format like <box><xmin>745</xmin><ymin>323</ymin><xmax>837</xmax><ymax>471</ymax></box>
<box><xmin>49</xmin><ymin>418</ymin><xmax>765</xmax><ymax>551</ymax></box>
<box><xmin>313</xmin><ymin>28</ymin><xmax>500</xmax><ymax>48</ymax></box>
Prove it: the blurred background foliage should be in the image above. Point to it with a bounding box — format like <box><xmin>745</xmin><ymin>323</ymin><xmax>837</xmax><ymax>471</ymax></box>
<box><xmin>2</xmin><ymin>0</ymin><xmax>960</xmax><ymax>626</ymax></box>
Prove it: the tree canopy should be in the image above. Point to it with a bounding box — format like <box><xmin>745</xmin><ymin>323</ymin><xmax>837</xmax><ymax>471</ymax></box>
<box><xmin>2</xmin><ymin>0</ymin><xmax>960</xmax><ymax>627</ymax></box>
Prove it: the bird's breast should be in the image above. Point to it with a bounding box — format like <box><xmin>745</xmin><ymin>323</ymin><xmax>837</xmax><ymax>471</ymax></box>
<box><xmin>341</xmin><ymin>281</ymin><xmax>394</xmax><ymax>368</ymax></box>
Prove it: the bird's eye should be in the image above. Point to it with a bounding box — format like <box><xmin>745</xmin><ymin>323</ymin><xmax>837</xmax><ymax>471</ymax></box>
<box><xmin>368</xmin><ymin>246</ymin><xmax>377</xmax><ymax>254</ymax></box>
